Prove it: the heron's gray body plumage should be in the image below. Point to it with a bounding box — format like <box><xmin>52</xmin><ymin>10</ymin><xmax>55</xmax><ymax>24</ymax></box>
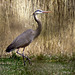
<box><xmin>6</xmin><ymin>29</ymin><xmax>35</xmax><ymax>52</ymax></box>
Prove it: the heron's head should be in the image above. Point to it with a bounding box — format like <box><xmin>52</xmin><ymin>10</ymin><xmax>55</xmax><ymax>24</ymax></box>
<box><xmin>33</xmin><ymin>9</ymin><xmax>51</xmax><ymax>15</ymax></box>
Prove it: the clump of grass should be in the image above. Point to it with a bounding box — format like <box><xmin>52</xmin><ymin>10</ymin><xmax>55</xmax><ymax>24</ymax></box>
<box><xmin>35</xmin><ymin>54</ymin><xmax>50</xmax><ymax>62</ymax></box>
<box><xmin>36</xmin><ymin>54</ymin><xmax>46</xmax><ymax>60</ymax></box>
<box><xmin>34</xmin><ymin>53</ymin><xmax>75</xmax><ymax>64</ymax></box>
<box><xmin>69</xmin><ymin>53</ymin><xmax>75</xmax><ymax>61</ymax></box>
<box><xmin>10</xmin><ymin>52</ymin><xmax>21</xmax><ymax>60</ymax></box>
<box><xmin>50</xmin><ymin>55</ymin><xmax>69</xmax><ymax>63</ymax></box>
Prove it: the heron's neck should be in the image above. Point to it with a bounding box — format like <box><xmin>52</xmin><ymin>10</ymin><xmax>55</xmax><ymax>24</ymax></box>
<box><xmin>33</xmin><ymin>14</ymin><xmax>42</xmax><ymax>38</ymax></box>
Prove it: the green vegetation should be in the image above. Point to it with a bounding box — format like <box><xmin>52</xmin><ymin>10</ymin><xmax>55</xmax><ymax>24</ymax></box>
<box><xmin>0</xmin><ymin>54</ymin><xmax>75</xmax><ymax>75</ymax></box>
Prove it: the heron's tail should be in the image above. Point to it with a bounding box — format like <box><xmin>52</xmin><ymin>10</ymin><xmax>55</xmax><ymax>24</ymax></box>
<box><xmin>6</xmin><ymin>44</ymin><xmax>15</xmax><ymax>52</ymax></box>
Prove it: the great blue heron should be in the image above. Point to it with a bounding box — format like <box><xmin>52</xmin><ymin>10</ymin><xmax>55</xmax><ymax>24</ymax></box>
<box><xmin>6</xmin><ymin>9</ymin><xmax>51</xmax><ymax>65</ymax></box>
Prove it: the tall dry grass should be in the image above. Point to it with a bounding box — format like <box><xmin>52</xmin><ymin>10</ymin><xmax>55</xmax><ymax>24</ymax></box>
<box><xmin>0</xmin><ymin>0</ymin><xmax>75</xmax><ymax>57</ymax></box>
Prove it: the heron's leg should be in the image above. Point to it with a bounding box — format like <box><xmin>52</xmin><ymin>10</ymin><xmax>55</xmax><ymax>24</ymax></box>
<box><xmin>26</xmin><ymin>56</ymin><xmax>32</xmax><ymax>65</ymax></box>
<box><xmin>22</xmin><ymin>48</ymin><xmax>25</xmax><ymax>66</ymax></box>
<box><xmin>22</xmin><ymin>48</ymin><xmax>31</xmax><ymax>65</ymax></box>
<box><xmin>16</xmin><ymin>48</ymin><xmax>26</xmax><ymax>66</ymax></box>
<box><xmin>16</xmin><ymin>48</ymin><xmax>31</xmax><ymax>65</ymax></box>
<box><xmin>16</xmin><ymin>49</ymin><xmax>24</xmax><ymax>56</ymax></box>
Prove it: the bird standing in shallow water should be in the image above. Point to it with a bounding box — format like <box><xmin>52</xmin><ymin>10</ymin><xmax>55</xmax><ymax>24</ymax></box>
<box><xmin>6</xmin><ymin>9</ymin><xmax>51</xmax><ymax>66</ymax></box>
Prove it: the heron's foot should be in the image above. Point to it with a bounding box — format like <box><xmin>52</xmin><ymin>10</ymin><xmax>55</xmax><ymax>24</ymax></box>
<box><xmin>26</xmin><ymin>57</ymin><xmax>32</xmax><ymax>65</ymax></box>
<box><xmin>23</xmin><ymin>56</ymin><xmax>32</xmax><ymax>65</ymax></box>
<box><xmin>21</xmin><ymin>53</ymin><xmax>32</xmax><ymax>65</ymax></box>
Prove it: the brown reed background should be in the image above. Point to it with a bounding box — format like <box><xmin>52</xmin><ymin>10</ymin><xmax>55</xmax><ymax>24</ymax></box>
<box><xmin>0</xmin><ymin>0</ymin><xmax>75</xmax><ymax>57</ymax></box>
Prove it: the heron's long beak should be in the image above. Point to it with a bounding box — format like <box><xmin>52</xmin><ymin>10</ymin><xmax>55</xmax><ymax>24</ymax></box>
<box><xmin>42</xmin><ymin>11</ymin><xmax>51</xmax><ymax>13</ymax></box>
